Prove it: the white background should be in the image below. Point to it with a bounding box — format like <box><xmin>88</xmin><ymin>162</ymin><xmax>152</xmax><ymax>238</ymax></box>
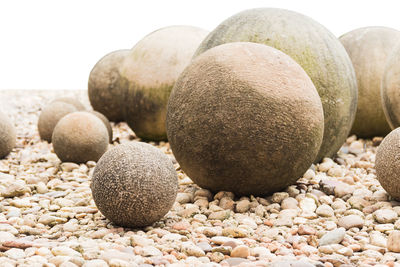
<box><xmin>1</xmin><ymin>0</ymin><xmax>400</xmax><ymax>90</ymax></box>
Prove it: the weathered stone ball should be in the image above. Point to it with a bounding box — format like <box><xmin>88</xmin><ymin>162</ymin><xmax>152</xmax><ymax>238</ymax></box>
<box><xmin>166</xmin><ymin>42</ymin><xmax>324</xmax><ymax>196</ymax></box>
<box><xmin>120</xmin><ymin>25</ymin><xmax>209</xmax><ymax>141</ymax></box>
<box><xmin>91</xmin><ymin>142</ymin><xmax>178</xmax><ymax>227</ymax></box>
<box><xmin>376</xmin><ymin>127</ymin><xmax>400</xmax><ymax>200</ymax></box>
<box><xmin>52</xmin><ymin>112</ymin><xmax>109</xmax><ymax>163</ymax></box>
<box><xmin>340</xmin><ymin>26</ymin><xmax>400</xmax><ymax>137</ymax></box>
<box><xmin>194</xmin><ymin>8</ymin><xmax>357</xmax><ymax>163</ymax></box>
<box><xmin>51</xmin><ymin>97</ymin><xmax>86</xmax><ymax>110</ymax></box>
<box><xmin>88</xmin><ymin>49</ymin><xmax>130</xmax><ymax>122</ymax></box>
<box><xmin>382</xmin><ymin>43</ymin><xmax>400</xmax><ymax>129</ymax></box>
<box><xmin>88</xmin><ymin>110</ymin><xmax>113</xmax><ymax>143</ymax></box>
<box><xmin>0</xmin><ymin>111</ymin><xmax>16</xmax><ymax>159</ymax></box>
<box><xmin>38</xmin><ymin>101</ymin><xmax>77</xmax><ymax>142</ymax></box>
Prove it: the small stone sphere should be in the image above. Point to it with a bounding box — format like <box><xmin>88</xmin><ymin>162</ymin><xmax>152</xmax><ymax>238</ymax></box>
<box><xmin>91</xmin><ymin>142</ymin><xmax>178</xmax><ymax>227</ymax></box>
<box><xmin>167</xmin><ymin>42</ymin><xmax>324</xmax><ymax>196</ymax></box>
<box><xmin>0</xmin><ymin>111</ymin><xmax>16</xmax><ymax>159</ymax></box>
<box><xmin>38</xmin><ymin>101</ymin><xmax>77</xmax><ymax>142</ymax></box>
<box><xmin>51</xmin><ymin>97</ymin><xmax>86</xmax><ymax>110</ymax></box>
<box><xmin>376</xmin><ymin>128</ymin><xmax>400</xmax><ymax>200</ymax></box>
<box><xmin>52</xmin><ymin>112</ymin><xmax>109</xmax><ymax>163</ymax></box>
<box><xmin>88</xmin><ymin>110</ymin><xmax>113</xmax><ymax>143</ymax></box>
<box><xmin>88</xmin><ymin>49</ymin><xmax>130</xmax><ymax>122</ymax></box>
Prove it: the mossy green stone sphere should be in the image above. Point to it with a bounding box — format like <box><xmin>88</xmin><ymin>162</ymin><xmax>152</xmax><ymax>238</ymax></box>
<box><xmin>376</xmin><ymin>128</ymin><xmax>400</xmax><ymax>200</ymax></box>
<box><xmin>38</xmin><ymin>102</ymin><xmax>77</xmax><ymax>142</ymax></box>
<box><xmin>88</xmin><ymin>49</ymin><xmax>130</xmax><ymax>122</ymax></box>
<box><xmin>340</xmin><ymin>27</ymin><xmax>400</xmax><ymax>138</ymax></box>
<box><xmin>120</xmin><ymin>25</ymin><xmax>209</xmax><ymax>141</ymax></box>
<box><xmin>194</xmin><ymin>8</ymin><xmax>357</xmax><ymax>162</ymax></box>
<box><xmin>91</xmin><ymin>142</ymin><xmax>178</xmax><ymax>228</ymax></box>
<box><xmin>52</xmin><ymin>112</ymin><xmax>109</xmax><ymax>163</ymax></box>
<box><xmin>167</xmin><ymin>42</ymin><xmax>324</xmax><ymax>196</ymax></box>
<box><xmin>0</xmin><ymin>111</ymin><xmax>16</xmax><ymax>159</ymax></box>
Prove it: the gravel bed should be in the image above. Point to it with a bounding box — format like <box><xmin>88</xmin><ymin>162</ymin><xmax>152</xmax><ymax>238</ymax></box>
<box><xmin>0</xmin><ymin>90</ymin><xmax>399</xmax><ymax>267</ymax></box>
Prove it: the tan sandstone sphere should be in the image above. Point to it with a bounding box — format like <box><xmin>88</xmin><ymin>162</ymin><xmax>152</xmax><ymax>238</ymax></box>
<box><xmin>52</xmin><ymin>112</ymin><xmax>109</xmax><ymax>163</ymax></box>
<box><xmin>91</xmin><ymin>142</ymin><xmax>178</xmax><ymax>228</ymax></box>
<box><xmin>88</xmin><ymin>49</ymin><xmax>130</xmax><ymax>122</ymax></box>
<box><xmin>88</xmin><ymin>110</ymin><xmax>113</xmax><ymax>143</ymax></box>
<box><xmin>194</xmin><ymin>8</ymin><xmax>357</xmax><ymax>162</ymax></box>
<box><xmin>120</xmin><ymin>25</ymin><xmax>209</xmax><ymax>141</ymax></box>
<box><xmin>340</xmin><ymin>26</ymin><xmax>400</xmax><ymax>137</ymax></box>
<box><xmin>376</xmin><ymin>128</ymin><xmax>400</xmax><ymax>200</ymax></box>
<box><xmin>38</xmin><ymin>101</ymin><xmax>77</xmax><ymax>142</ymax></box>
<box><xmin>0</xmin><ymin>111</ymin><xmax>16</xmax><ymax>159</ymax></box>
<box><xmin>382</xmin><ymin>43</ymin><xmax>400</xmax><ymax>129</ymax></box>
<box><xmin>51</xmin><ymin>97</ymin><xmax>86</xmax><ymax>111</ymax></box>
<box><xmin>166</xmin><ymin>42</ymin><xmax>324</xmax><ymax>196</ymax></box>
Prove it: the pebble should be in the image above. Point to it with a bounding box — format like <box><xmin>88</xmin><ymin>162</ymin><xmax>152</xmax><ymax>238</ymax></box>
<box><xmin>316</xmin><ymin>204</ymin><xmax>334</xmax><ymax>217</ymax></box>
<box><xmin>230</xmin><ymin>245</ymin><xmax>250</xmax><ymax>258</ymax></box>
<box><xmin>319</xmin><ymin>228</ymin><xmax>346</xmax><ymax>246</ymax></box>
<box><xmin>373</xmin><ymin>209</ymin><xmax>398</xmax><ymax>224</ymax></box>
<box><xmin>338</xmin><ymin>215</ymin><xmax>364</xmax><ymax>229</ymax></box>
<box><xmin>388</xmin><ymin>231</ymin><xmax>400</xmax><ymax>252</ymax></box>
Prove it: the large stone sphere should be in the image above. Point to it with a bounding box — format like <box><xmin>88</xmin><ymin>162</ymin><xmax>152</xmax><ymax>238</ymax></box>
<box><xmin>194</xmin><ymin>8</ymin><xmax>357</xmax><ymax>162</ymax></box>
<box><xmin>166</xmin><ymin>42</ymin><xmax>324</xmax><ymax>196</ymax></box>
<box><xmin>88</xmin><ymin>49</ymin><xmax>130</xmax><ymax>122</ymax></box>
<box><xmin>340</xmin><ymin>26</ymin><xmax>400</xmax><ymax>137</ymax></box>
<box><xmin>120</xmin><ymin>25</ymin><xmax>209</xmax><ymax>141</ymax></box>
<box><xmin>91</xmin><ymin>142</ymin><xmax>178</xmax><ymax>227</ymax></box>
<box><xmin>382</xmin><ymin>43</ymin><xmax>400</xmax><ymax>129</ymax></box>
<box><xmin>38</xmin><ymin>101</ymin><xmax>77</xmax><ymax>142</ymax></box>
<box><xmin>376</xmin><ymin>128</ymin><xmax>400</xmax><ymax>200</ymax></box>
<box><xmin>52</xmin><ymin>112</ymin><xmax>109</xmax><ymax>163</ymax></box>
<box><xmin>0</xmin><ymin>111</ymin><xmax>16</xmax><ymax>159</ymax></box>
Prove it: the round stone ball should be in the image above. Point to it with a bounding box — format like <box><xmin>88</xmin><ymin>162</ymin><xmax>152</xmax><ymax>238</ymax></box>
<box><xmin>38</xmin><ymin>101</ymin><xmax>77</xmax><ymax>142</ymax></box>
<box><xmin>0</xmin><ymin>111</ymin><xmax>16</xmax><ymax>159</ymax></box>
<box><xmin>51</xmin><ymin>97</ymin><xmax>86</xmax><ymax>111</ymax></box>
<box><xmin>120</xmin><ymin>25</ymin><xmax>209</xmax><ymax>141</ymax></box>
<box><xmin>166</xmin><ymin>42</ymin><xmax>324</xmax><ymax>196</ymax></box>
<box><xmin>91</xmin><ymin>142</ymin><xmax>178</xmax><ymax>227</ymax></box>
<box><xmin>382</xmin><ymin>43</ymin><xmax>400</xmax><ymax>129</ymax></box>
<box><xmin>340</xmin><ymin>26</ymin><xmax>400</xmax><ymax>138</ymax></box>
<box><xmin>88</xmin><ymin>49</ymin><xmax>130</xmax><ymax>122</ymax></box>
<box><xmin>52</xmin><ymin>112</ymin><xmax>109</xmax><ymax>163</ymax></box>
<box><xmin>88</xmin><ymin>110</ymin><xmax>113</xmax><ymax>143</ymax></box>
<box><xmin>376</xmin><ymin>127</ymin><xmax>400</xmax><ymax>200</ymax></box>
<box><xmin>194</xmin><ymin>8</ymin><xmax>357</xmax><ymax>163</ymax></box>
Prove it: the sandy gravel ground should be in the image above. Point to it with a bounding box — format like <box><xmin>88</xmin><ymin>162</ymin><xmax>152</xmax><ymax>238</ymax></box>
<box><xmin>0</xmin><ymin>90</ymin><xmax>399</xmax><ymax>267</ymax></box>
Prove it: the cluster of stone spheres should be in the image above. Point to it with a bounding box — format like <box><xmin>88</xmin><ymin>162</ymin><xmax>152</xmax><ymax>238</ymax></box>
<box><xmin>2</xmin><ymin>7</ymin><xmax>400</xmax><ymax>234</ymax></box>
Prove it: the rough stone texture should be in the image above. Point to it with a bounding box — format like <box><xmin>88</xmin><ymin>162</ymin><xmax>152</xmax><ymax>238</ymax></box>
<box><xmin>194</xmin><ymin>8</ymin><xmax>358</xmax><ymax>162</ymax></box>
<box><xmin>387</xmin><ymin>231</ymin><xmax>400</xmax><ymax>252</ymax></box>
<box><xmin>91</xmin><ymin>142</ymin><xmax>178</xmax><ymax>227</ymax></box>
<box><xmin>167</xmin><ymin>42</ymin><xmax>324</xmax><ymax>196</ymax></box>
<box><xmin>38</xmin><ymin>101</ymin><xmax>77</xmax><ymax>142</ymax></box>
<box><xmin>120</xmin><ymin>25</ymin><xmax>209</xmax><ymax>141</ymax></box>
<box><xmin>0</xmin><ymin>111</ymin><xmax>16</xmax><ymax>159</ymax></box>
<box><xmin>88</xmin><ymin>111</ymin><xmax>113</xmax><ymax>143</ymax></box>
<box><xmin>88</xmin><ymin>49</ymin><xmax>129</xmax><ymax>122</ymax></box>
<box><xmin>376</xmin><ymin>128</ymin><xmax>400</xmax><ymax>200</ymax></box>
<box><xmin>51</xmin><ymin>97</ymin><xmax>86</xmax><ymax>111</ymax></box>
<box><xmin>52</xmin><ymin>112</ymin><xmax>109</xmax><ymax>163</ymax></box>
<box><xmin>382</xmin><ymin>42</ymin><xmax>400</xmax><ymax>130</ymax></box>
<box><xmin>340</xmin><ymin>26</ymin><xmax>400</xmax><ymax>137</ymax></box>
